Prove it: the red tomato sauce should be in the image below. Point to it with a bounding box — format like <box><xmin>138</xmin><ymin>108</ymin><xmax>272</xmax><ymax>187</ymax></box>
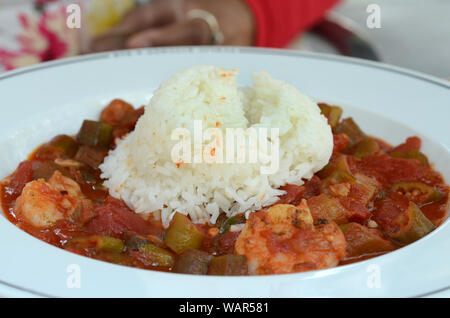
<box><xmin>1</xmin><ymin>101</ymin><xmax>448</xmax><ymax>275</ymax></box>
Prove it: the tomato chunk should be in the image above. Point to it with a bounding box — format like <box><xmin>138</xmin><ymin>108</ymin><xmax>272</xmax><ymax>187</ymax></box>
<box><xmin>391</xmin><ymin>136</ymin><xmax>421</xmax><ymax>152</ymax></box>
<box><xmin>100</xmin><ymin>99</ymin><xmax>135</xmax><ymax>127</ymax></box>
<box><xmin>85</xmin><ymin>196</ymin><xmax>160</xmax><ymax>237</ymax></box>
<box><xmin>6</xmin><ymin>161</ymin><xmax>34</xmax><ymax>199</ymax></box>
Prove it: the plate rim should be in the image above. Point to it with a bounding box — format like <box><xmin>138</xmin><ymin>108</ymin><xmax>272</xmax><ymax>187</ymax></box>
<box><xmin>0</xmin><ymin>46</ymin><xmax>449</xmax><ymax>89</ymax></box>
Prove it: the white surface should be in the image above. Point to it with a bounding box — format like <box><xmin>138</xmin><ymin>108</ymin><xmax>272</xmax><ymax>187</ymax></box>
<box><xmin>0</xmin><ymin>47</ymin><xmax>449</xmax><ymax>298</ymax></box>
<box><xmin>334</xmin><ymin>0</ymin><xmax>450</xmax><ymax>78</ymax></box>
<box><xmin>291</xmin><ymin>0</ymin><xmax>450</xmax><ymax>79</ymax></box>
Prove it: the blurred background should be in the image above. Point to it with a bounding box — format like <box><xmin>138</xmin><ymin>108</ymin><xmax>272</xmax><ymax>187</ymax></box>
<box><xmin>0</xmin><ymin>0</ymin><xmax>449</xmax><ymax>77</ymax></box>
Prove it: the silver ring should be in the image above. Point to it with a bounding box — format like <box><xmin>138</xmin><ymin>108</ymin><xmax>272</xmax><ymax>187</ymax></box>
<box><xmin>186</xmin><ymin>9</ymin><xmax>225</xmax><ymax>45</ymax></box>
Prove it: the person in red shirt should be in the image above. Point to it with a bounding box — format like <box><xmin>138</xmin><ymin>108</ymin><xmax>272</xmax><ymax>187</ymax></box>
<box><xmin>91</xmin><ymin>0</ymin><xmax>340</xmax><ymax>52</ymax></box>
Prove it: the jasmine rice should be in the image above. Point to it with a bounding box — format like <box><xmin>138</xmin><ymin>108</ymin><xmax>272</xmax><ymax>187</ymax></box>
<box><xmin>100</xmin><ymin>66</ymin><xmax>333</xmax><ymax>227</ymax></box>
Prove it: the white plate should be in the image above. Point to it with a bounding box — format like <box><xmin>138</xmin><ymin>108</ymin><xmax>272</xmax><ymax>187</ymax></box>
<box><xmin>0</xmin><ymin>47</ymin><xmax>448</xmax><ymax>298</ymax></box>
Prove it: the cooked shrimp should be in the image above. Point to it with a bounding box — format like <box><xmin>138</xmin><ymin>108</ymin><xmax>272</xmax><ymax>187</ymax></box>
<box><xmin>15</xmin><ymin>171</ymin><xmax>84</xmax><ymax>228</ymax></box>
<box><xmin>235</xmin><ymin>201</ymin><xmax>346</xmax><ymax>275</ymax></box>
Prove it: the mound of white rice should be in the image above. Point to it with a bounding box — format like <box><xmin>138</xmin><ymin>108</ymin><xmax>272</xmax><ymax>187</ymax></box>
<box><xmin>100</xmin><ymin>66</ymin><xmax>333</xmax><ymax>226</ymax></box>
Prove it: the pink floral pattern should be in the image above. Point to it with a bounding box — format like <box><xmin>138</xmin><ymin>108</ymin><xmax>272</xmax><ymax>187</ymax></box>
<box><xmin>0</xmin><ymin>6</ymin><xmax>80</xmax><ymax>71</ymax></box>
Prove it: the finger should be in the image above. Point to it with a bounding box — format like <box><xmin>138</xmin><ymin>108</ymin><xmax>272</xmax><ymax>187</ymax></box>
<box><xmin>90</xmin><ymin>1</ymin><xmax>179</xmax><ymax>53</ymax></box>
<box><xmin>110</xmin><ymin>1</ymin><xmax>178</xmax><ymax>36</ymax></box>
<box><xmin>125</xmin><ymin>19</ymin><xmax>211</xmax><ymax>48</ymax></box>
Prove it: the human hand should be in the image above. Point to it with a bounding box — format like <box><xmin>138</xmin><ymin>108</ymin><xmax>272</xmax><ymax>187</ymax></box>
<box><xmin>90</xmin><ymin>0</ymin><xmax>255</xmax><ymax>52</ymax></box>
